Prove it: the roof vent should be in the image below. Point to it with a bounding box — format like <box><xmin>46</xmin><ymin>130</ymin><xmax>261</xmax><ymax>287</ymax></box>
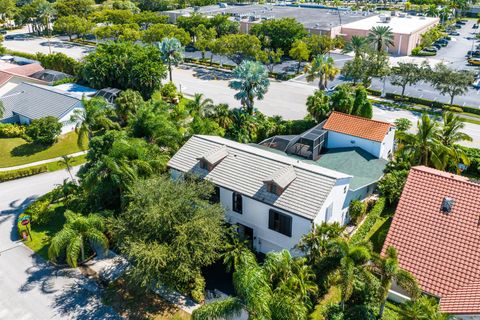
<box><xmin>441</xmin><ymin>197</ymin><xmax>454</xmax><ymax>213</ymax></box>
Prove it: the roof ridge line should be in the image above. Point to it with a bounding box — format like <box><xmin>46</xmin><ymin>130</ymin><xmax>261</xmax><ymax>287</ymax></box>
<box><xmin>195</xmin><ymin>135</ymin><xmax>352</xmax><ymax>180</ymax></box>
<box><xmin>412</xmin><ymin>166</ymin><xmax>480</xmax><ymax>188</ymax></box>
<box><xmin>329</xmin><ymin>111</ymin><xmax>392</xmax><ymax>126</ymax></box>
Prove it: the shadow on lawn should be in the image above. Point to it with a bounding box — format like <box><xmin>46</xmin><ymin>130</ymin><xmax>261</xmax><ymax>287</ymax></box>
<box><xmin>10</xmin><ymin>142</ymin><xmax>50</xmax><ymax>157</ymax></box>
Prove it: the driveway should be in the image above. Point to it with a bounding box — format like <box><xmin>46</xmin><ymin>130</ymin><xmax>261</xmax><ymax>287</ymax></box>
<box><xmin>0</xmin><ymin>168</ymin><xmax>120</xmax><ymax>320</ymax></box>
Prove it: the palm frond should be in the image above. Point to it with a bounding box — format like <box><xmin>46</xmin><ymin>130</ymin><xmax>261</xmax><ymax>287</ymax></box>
<box><xmin>192</xmin><ymin>297</ymin><xmax>243</xmax><ymax>320</ymax></box>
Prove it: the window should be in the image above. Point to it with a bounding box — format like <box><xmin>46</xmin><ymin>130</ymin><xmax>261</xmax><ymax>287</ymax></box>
<box><xmin>199</xmin><ymin>160</ymin><xmax>209</xmax><ymax>171</ymax></box>
<box><xmin>232</xmin><ymin>192</ymin><xmax>243</xmax><ymax>214</ymax></box>
<box><xmin>268</xmin><ymin>209</ymin><xmax>292</xmax><ymax>237</ymax></box>
<box><xmin>325</xmin><ymin>203</ymin><xmax>333</xmax><ymax>222</ymax></box>
<box><xmin>267</xmin><ymin>182</ymin><xmax>278</xmax><ymax>195</ymax></box>
<box><xmin>210</xmin><ymin>186</ymin><xmax>220</xmax><ymax>204</ymax></box>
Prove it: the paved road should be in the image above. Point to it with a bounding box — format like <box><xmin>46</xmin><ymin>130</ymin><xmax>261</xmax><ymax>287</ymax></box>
<box><xmin>4</xmin><ymin>26</ymin><xmax>94</xmax><ymax>60</ymax></box>
<box><xmin>173</xmin><ymin>66</ymin><xmax>480</xmax><ymax>148</ymax></box>
<box><xmin>0</xmin><ymin>168</ymin><xmax>120</xmax><ymax>320</ymax></box>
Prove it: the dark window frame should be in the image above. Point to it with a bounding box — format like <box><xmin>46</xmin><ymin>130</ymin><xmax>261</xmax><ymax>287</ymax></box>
<box><xmin>210</xmin><ymin>186</ymin><xmax>221</xmax><ymax>204</ymax></box>
<box><xmin>268</xmin><ymin>209</ymin><xmax>292</xmax><ymax>237</ymax></box>
<box><xmin>232</xmin><ymin>192</ymin><xmax>243</xmax><ymax>214</ymax></box>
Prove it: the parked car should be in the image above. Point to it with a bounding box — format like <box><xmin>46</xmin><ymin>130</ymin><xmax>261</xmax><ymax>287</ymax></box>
<box><xmin>468</xmin><ymin>58</ymin><xmax>480</xmax><ymax>66</ymax></box>
<box><xmin>468</xmin><ymin>50</ymin><xmax>480</xmax><ymax>57</ymax></box>
<box><xmin>474</xmin><ymin>24</ymin><xmax>479</xmax><ymax>29</ymax></box>
<box><xmin>449</xmin><ymin>31</ymin><xmax>460</xmax><ymax>36</ymax></box>
<box><xmin>0</xmin><ymin>30</ymin><xmax>6</xmax><ymax>35</ymax></box>
<box><xmin>435</xmin><ymin>39</ymin><xmax>448</xmax><ymax>46</ymax></box>
<box><xmin>432</xmin><ymin>43</ymin><xmax>442</xmax><ymax>50</ymax></box>
<box><xmin>424</xmin><ymin>46</ymin><xmax>438</xmax><ymax>53</ymax></box>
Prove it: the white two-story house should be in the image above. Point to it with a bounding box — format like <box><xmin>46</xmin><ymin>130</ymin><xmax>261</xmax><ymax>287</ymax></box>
<box><xmin>168</xmin><ymin>112</ymin><xmax>395</xmax><ymax>254</ymax></box>
<box><xmin>168</xmin><ymin>135</ymin><xmax>352</xmax><ymax>254</ymax></box>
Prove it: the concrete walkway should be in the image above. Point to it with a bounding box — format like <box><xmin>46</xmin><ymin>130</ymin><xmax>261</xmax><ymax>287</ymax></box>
<box><xmin>0</xmin><ymin>150</ymin><xmax>88</xmax><ymax>172</ymax></box>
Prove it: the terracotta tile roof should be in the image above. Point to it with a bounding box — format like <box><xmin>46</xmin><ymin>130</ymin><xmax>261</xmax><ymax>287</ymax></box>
<box><xmin>0</xmin><ymin>71</ymin><xmax>13</xmax><ymax>86</ymax></box>
<box><xmin>382</xmin><ymin>166</ymin><xmax>480</xmax><ymax>315</ymax></box>
<box><xmin>5</xmin><ymin>63</ymin><xmax>44</xmax><ymax>77</ymax></box>
<box><xmin>323</xmin><ymin>111</ymin><xmax>392</xmax><ymax>142</ymax></box>
<box><xmin>440</xmin><ymin>281</ymin><xmax>480</xmax><ymax>315</ymax></box>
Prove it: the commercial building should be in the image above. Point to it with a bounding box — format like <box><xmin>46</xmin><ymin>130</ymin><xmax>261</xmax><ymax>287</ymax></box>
<box><xmin>165</xmin><ymin>4</ymin><xmax>375</xmax><ymax>37</ymax></box>
<box><xmin>165</xmin><ymin>4</ymin><xmax>439</xmax><ymax>55</ymax></box>
<box><xmin>341</xmin><ymin>14</ymin><xmax>439</xmax><ymax>55</ymax></box>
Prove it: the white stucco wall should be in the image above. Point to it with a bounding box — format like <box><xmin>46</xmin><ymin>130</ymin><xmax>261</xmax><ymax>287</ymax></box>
<box><xmin>58</xmin><ymin>105</ymin><xmax>83</xmax><ymax>134</ymax></box>
<box><xmin>220</xmin><ymin>187</ymin><xmax>313</xmax><ymax>254</ymax></box>
<box><xmin>313</xmin><ymin>177</ymin><xmax>350</xmax><ymax>227</ymax></box>
<box><xmin>326</xmin><ymin>131</ymin><xmax>382</xmax><ymax>158</ymax></box>
<box><xmin>169</xmin><ymin>169</ymin><xmax>352</xmax><ymax>254</ymax></box>
<box><xmin>380</xmin><ymin>127</ymin><xmax>395</xmax><ymax>160</ymax></box>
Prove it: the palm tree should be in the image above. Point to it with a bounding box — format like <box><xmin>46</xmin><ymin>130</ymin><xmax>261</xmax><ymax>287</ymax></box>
<box><xmin>211</xmin><ymin>103</ymin><xmax>233</xmax><ymax>129</ymax></box>
<box><xmin>48</xmin><ymin>210</ymin><xmax>108</xmax><ymax>267</ymax></box>
<box><xmin>157</xmin><ymin>37</ymin><xmax>184</xmax><ymax>82</ymax></box>
<box><xmin>367</xmin><ymin>26</ymin><xmax>394</xmax><ymax>52</ymax></box>
<box><xmin>372</xmin><ymin>246</ymin><xmax>420</xmax><ymax>318</ymax></box>
<box><xmin>193</xmin><ymin>254</ymin><xmax>272</xmax><ymax>320</ymax></box>
<box><xmin>229</xmin><ymin>61</ymin><xmax>270</xmax><ymax>115</ymax></box>
<box><xmin>342</xmin><ymin>36</ymin><xmax>368</xmax><ymax>58</ymax></box>
<box><xmin>59</xmin><ymin>155</ymin><xmax>76</xmax><ymax>184</ymax></box>
<box><xmin>297</xmin><ymin>222</ymin><xmax>345</xmax><ymax>265</ymax></box>
<box><xmin>304</xmin><ymin>54</ymin><xmax>339</xmax><ymax>90</ymax></box>
<box><xmin>438</xmin><ymin>112</ymin><xmax>472</xmax><ymax>146</ymax></box>
<box><xmin>186</xmin><ymin>93</ymin><xmax>214</xmax><ymax>117</ymax></box>
<box><xmin>437</xmin><ymin>112</ymin><xmax>472</xmax><ymax>173</ymax></box>
<box><xmin>71</xmin><ymin>97</ymin><xmax>120</xmax><ymax>148</ymax></box>
<box><xmin>328</xmin><ymin>239</ymin><xmax>371</xmax><ymax>309</ymax></box>
<box><xmin>398</xmin><ymin>113</ymin><xmax>445</xmax><ymax>169</ymax></box>
<box><xmin>402</xmin><ymin>296</ymin><xmax>452</xmax><ymax>320</ymax></box>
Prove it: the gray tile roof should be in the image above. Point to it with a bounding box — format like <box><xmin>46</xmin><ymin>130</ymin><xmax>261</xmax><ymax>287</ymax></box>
<box><xmin>168</xmin><ymin>135</ymin><xmax>352</xmax><ymax>220</ymax></box>
<box><xmin>0</xmin><ymin>82</ymin><xmax>81</xmax><ymax>121</ymax></box>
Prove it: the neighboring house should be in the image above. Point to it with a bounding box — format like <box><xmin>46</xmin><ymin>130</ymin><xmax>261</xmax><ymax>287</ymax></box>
<box><xmin>30</xmin><ymin>69</ymin><xmax>72</xmax><ymax>84</ymax></box>
<box><xmin>382</xmin><ymin>166</ymin><xmax>480</xmax><ymax>319</ymax></box>
<box><xmin>322</xmin><ymin>111</ymin><xmax>395</xmax><ymax>160</ymax></box>
<box><xmin>168</xmin><ymin>135</ymin><xmax>352</xmax><ymax>254</ymax></box>
<box><xmin>0</xmin><ymin>63</ymin><xmax>48</xmax><ymax>96</ymax></box>
<box><xmin>4</xmin><ymin>63</ymin><xmax>44</xmax><ymax>77</ymax></box>
<box><xmin>0</xmin><ymin>82</ymin><xmax>83</xmax><ymax>134</ymax></box>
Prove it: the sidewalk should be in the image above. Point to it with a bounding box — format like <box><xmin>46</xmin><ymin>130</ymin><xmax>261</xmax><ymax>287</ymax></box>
<box><xmin>0</xmin><ymin>150</ymin><xmax>87</xmax><ymax>172</ymax></box>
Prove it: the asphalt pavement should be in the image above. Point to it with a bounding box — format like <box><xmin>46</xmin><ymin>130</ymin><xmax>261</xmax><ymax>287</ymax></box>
<box><xmin>0</xmin><ymin>168</ymin><xmax>120</xmax><ymax>320</ymax></box>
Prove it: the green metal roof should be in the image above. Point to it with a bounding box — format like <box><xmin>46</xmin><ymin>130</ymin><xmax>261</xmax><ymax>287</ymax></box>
<box><xmin>250</xmin><ymin>144</ymin><xmax>387</xmax><ymax>191</ymax></box>
<box><xmin>313</xmin><ymin>148</ymin><xmax>387</xmax><ymax>191</ymax></box>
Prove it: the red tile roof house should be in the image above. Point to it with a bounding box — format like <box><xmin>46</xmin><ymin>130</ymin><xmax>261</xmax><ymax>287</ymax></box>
<box><xmin>382</xmin><ymin>166</ymin><xmax>480</xmax><ymax>319</ymax></box>
<box><xmin>322</xmin><ymin>112</ymin><xmax>395</xmax><ymax>160</ymax></box>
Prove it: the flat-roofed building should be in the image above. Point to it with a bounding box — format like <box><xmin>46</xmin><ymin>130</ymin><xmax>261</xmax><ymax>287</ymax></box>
<box><xmin>341</xmin><ymin>14</ymin><xmax>439</xmax><ymax>55</ymax></box>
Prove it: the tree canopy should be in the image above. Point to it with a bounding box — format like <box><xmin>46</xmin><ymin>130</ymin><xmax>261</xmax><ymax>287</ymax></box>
<box><xmin>80</xmin><ymin>41</ymin><xmax>167</xmax><ymax>99</ymax></box>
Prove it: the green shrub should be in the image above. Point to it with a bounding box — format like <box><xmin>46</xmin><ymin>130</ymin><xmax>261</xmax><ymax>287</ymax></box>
<box><xmin>443</xmin><ymin>106</ymin><xmax>464</xmax><ymax>113</ymax></box>
<box><xmin>160</xmin><ymin>82</ymin><xmax>179</xmax><ymax>103</ymax></box>
<box><xmin>366</xmin><ymin>88</ymin><xmax>381</xmax><ymax>96</ymax></box>
<box><xmin>53</xmin><ymin>77</ymin><xmax>76</xmax><ymax>86</ymax></box>
<box><xmin>0</xmin><ymin>166</ymin><xmax>48</xmax><ymax>182</ymax></box>
<box><xmin>350</xmin><ymin>197</ymin><xmax>386</xmax><ymax>244</ymax></box>
<box><xmin>24</xmin><ymin>195</ymin><xmax>53</xmax><ymax>225</ymax></box>
<box><xmin>348</xmin><ymin>200</ymin><xmax>366</xmax><ymax>224</ymax></box>
<box><xmin>25</xmin><ymin>116</ymin><xmax>62</xmax><ymax>145</ymax></box>
<box><xmin>0</xmin><ymin>123</ymin><xmax>26</xmax><ymax>138</ymax></box>
<box><xmin>36</xmin><ymin>52</ymin><xmax>81</xmax><ymax>76</ymax></box>
<box><xmin>4</xmin><ymin>49</ymin><xmax>37</xmax><ymax>60</ymax></box>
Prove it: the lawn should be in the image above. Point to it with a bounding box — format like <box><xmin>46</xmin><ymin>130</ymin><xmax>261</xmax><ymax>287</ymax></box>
<box><xmin>18</xmin><ymin>203</ymin><xmax>67</xmax><ymax>260</ymax></box>
<box><xmin>104</xmin><ymin>278</ymin><xmax>191</xmax><ymax>320</ymax></box>
<box><xmin>0</xmin><ymin>131</ymin><xmax>85</xmax><ymax>168</ymax></box>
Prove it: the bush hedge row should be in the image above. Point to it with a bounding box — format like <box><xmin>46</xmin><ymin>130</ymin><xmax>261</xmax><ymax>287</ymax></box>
<box><xmin>0</xmin><ymin>166</ymin><xmax>48</xmax><ymax>182</ymax></box>
<box><xmin>350</xmin><ymin>197</ymin><xmax>386</xmax><ymax>245</ymax></box>
<box><xmin>0</xmin><ymin>123</ymin><xmax>26</xmax><ymax>138</ymax></box>
<box><xmin>367</xmin><ymin>89</ymin><xmax>480</xmax><ymax>116</ymax></box>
